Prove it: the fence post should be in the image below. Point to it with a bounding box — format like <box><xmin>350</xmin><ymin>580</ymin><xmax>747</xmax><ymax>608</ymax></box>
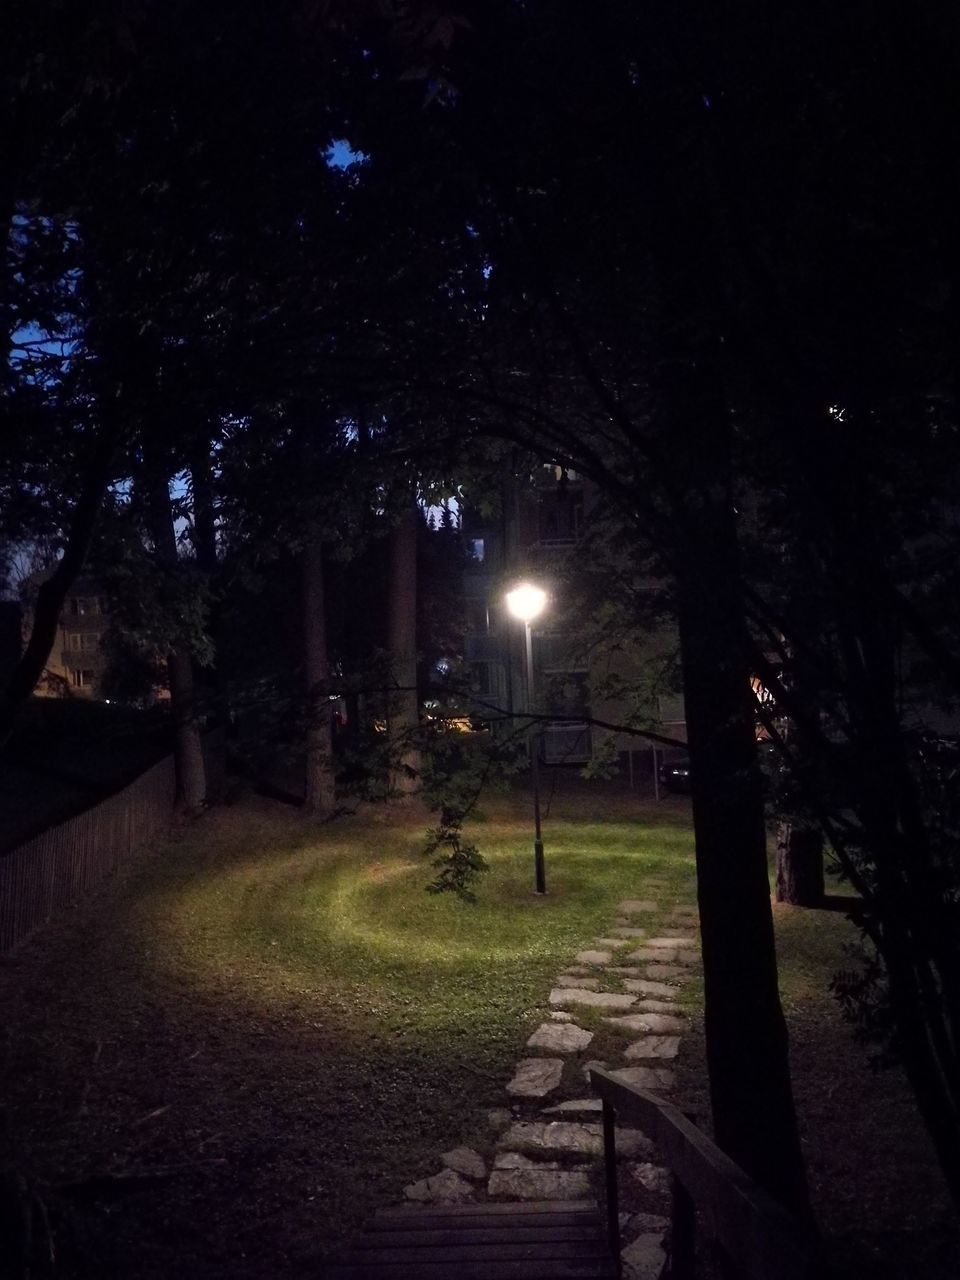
<box><xmin>602</xmin><ymin>1098</ymin><xmax>622</xmax><ymax>1273</ymax></box>
<box><xmin>670</xmin><ymin>1173</ymin><xmax>696</xmax><ymax>1279</ymax></box>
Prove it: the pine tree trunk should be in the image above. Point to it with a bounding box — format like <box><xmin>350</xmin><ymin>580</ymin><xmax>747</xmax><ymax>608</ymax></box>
<box><xmin>775</xmin><ymin>823</ymin><xmax>825</xmax><ymax>906</ymax></box>
<box><xmin>387</xmin><ymin>503</ymin><xmax>420</xmax><ymax>796</ymax></box>
<box><xmin>167</xmin><ymin>649</ymin><xmax>207</xmax><ymax>812</ymax></box>
<box><xmin>303</xmin><ymin>535</ymin><xmax>335</xmax><ymax>815</ymax></box>
<box><xmin>147</xmin><ymin>473</ymin><xmax>207</xmax><ymax>812</ymax></box>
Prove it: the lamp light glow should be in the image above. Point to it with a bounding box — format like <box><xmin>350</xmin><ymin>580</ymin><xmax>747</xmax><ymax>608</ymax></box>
<box><xmin>505</xmin><ymin>583</ymin><xmax>547</xmax><ymax>623</ymax></box>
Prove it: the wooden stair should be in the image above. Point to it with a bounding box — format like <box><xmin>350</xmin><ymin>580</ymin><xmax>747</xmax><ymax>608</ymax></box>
<box><xmin>325</xmin><ymin>1199</ymin><xmax>619</xmax><ymax>1278</ymax></box>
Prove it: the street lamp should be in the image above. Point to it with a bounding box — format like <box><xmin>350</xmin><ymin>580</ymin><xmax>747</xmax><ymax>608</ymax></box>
<box><xmin>506</xmin><ymin>582</ymin><xmax>548</xmax><ymax>894</ymax></box>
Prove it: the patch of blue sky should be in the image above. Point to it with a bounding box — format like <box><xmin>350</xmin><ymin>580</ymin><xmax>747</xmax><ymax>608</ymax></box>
<box><xmin>324</xmin><ymin>138</ymin><xmax>369</xmax><ymax>170</ymax></box>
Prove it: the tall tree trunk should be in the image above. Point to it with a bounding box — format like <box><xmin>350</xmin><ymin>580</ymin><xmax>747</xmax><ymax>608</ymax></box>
<box><xmin>303</xmin><ymin>534</ymin><xmax>335</xmax><ymax>815</ymax></box>
<box><xmin>676</xmin><ymin>505</ymin><xmax>811</xmax><ymax>1217</ymax></box>
<box><xmin>775</xmin><ymin>823</ymin><xmax>824</xmax><ymax>906</ymax></box>
<box><xmin>147</xmin><ymin>474</ymin><xmax>207</xmax><ymax>812</ymax></box>
<box><xmin>189</xmin><ymin>444</ymin><xmax>218</xmax><ymax>573</ymax></box>
<box><xmin>387</xmin><ymin>502</ymin><xmax>420</xmax><ymax>796</ymax></box>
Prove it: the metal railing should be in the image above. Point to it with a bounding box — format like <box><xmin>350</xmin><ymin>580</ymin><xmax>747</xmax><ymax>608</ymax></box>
<box><xmin>589</xmin><ymin>1068</ymin><xmax>819</xmax><ymax>1279</ymax></box>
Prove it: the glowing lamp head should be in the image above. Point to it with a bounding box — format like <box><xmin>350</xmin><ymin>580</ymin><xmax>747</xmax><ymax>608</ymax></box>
<box><xmin>506</xmin><ymin>583</ymin><xmax>548</xmax><ymax>623</ymax></box>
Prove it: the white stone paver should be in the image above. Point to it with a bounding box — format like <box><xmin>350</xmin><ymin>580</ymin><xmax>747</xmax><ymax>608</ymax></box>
<box><xmin>629</xmin><ymin>1163</ymin><xmax>671</xmax><ymax>1194</ymax></box>
<box><xmin>404</xmin><ymin>1168</ymin><xmax>475</xmax><ymax>1202</ymax></box>
<box><xmin>506</xmin><ymin>1057</ymin><xmax>564</xmax><ymax>1097</ymax></box>
<box><xmin>621</xmin><ymin>978</ymin><xmax>678</xmax><ymax>998</ymax></box>
<box><xmin>622</xmin><ymin>1233</ymin><xmax>668</xmax><ymax>1280</ymax></box>
<box><xmin>645</xmin><ymin>963</ymin><xmax>688</xmax><ymax>980</ymax></box>
<box><xmin>550</xmin><ymin>988</ymin><xmax>637</xmax><ymax>1011</ymax></box>
<box><xmin>441</xmin><ymin>1147</ymin><xmax>487</xmax><ymax>1180</ymax></box>
<box><xmin>631</xmin><ymin>998</ymin><xmax>679</xmax><ymax>1013</ymax></box>
<box><xmin>595</xmin><ymin>937</ymin><xmax>631</xmax><ymax>948</ymax></box>
<box><xmin>648</xmin><ymin>936</ymin><xmax>696</xmax><ymax>948</ymax></box>
<box><xmin>527</xmin><ymin>1021</ymin><xmax>594</xmax><ymax>1053</ymax></box>
<box><xmin>556</xmin><ymin>973</ymin><xmax>601</xmax><ymax>990</ymax></box>
<box><xmin>542</xmin><ymin>1097</ymin><xmax>603</xmax><ymax>1115</ymax></box>
<box><xmin>488</xmin><ymin>1166</ymin><xmax>591</xmax><ymax>1200</ymax></box>
<box><xmin>605</xmin><ymin>1012</ymin><xmax>687</xmax><ymax>1034</ymax></box>
<box><xmin>612</xmin><ymin>1066</ymin><xmax>675</xmax><ymax>1091</ymax></box>
<box><xmin>623</xmin><ymin>1035</ymin><xmax>681</xmax><ymax>1060</ymax></box>
<box><xmin>629</xmin><ymin>947</ymin><xmax>677</xmax><ymax>963</ymax></box>
<box><xmin>575</xmin><ymin>949</ymin><xmax>613</xmax><ymax>966</ymax></box>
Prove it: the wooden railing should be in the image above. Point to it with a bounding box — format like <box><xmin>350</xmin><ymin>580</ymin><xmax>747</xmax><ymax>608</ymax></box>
<box><xmin>0</xmin><ymin>728</ymin><xmax>226</xmax><ymax>954</ymax></box>
<box><xmin>589</xmin><ymin>1068</ymin><xmax>819</xmax><ymax>1280</ymax></box>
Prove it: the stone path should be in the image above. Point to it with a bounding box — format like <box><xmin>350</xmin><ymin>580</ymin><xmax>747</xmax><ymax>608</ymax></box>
<box><xmin>395</xmin><ymin>887</ymin><xmax>701</xmax><ymax>1280</ymax></box>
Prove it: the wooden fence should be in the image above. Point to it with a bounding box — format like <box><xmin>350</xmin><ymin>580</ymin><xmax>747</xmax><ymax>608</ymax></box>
<box><xmin>0</xmin><ymin>729</ymin><xmax>225</xmax><ymax>955</ymax></box>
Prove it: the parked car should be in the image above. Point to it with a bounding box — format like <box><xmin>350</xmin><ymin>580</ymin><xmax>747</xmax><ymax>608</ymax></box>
<box><xmin>658</xmin><ymin>751</ymin><xmax>691</xmax><ymax>794</ymax></box>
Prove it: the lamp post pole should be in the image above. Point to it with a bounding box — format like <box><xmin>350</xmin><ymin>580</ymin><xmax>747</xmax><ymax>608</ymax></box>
<box><xmin>524</xmin><ymin>617</ymin><xmax>546</xmax><ymax>894</ymax></box>
<box><xmin>506</xmin><ymin>582</ymin><xmax>548</xmax><ymax>895</ymax></box>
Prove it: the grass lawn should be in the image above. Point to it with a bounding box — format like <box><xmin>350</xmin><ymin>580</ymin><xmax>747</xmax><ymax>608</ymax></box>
<box><xmin>0</xmin><ymin>784</ymin><xmax>696</xmax><ymax>1279</ymax></box>
<box><xmin>1</xmin><ymin>781</ymin><xmax>955</xmax><ymax>1278</ymax></box>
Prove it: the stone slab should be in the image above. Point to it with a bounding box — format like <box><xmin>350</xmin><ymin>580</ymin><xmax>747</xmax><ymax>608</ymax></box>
<box><xmin>582</xmin><ymin>1059</ymin><xmax>607</xmax><ymax>1083</ymax></box>
<box><xmin>629</xmin><ymin>1163</ymin><xmax>671</xmax><ymax>1194</ymax></box>
<box><xmin>632</xmin><ymin>998</ymin><xmax>680</xmax><ymax>1013</ymax></box>
<box><xmin>626</xmin><ymin>1212</ymin><xmax>670</xmax><ymax>1235</ymax></box>
<box><xmin>542</xmin><ymin>1097</ymin><xmax>603</xmax><ymax>1115</ymax></box>
<box><xmin>441</xmin><ymin>1146</ymin><xmax>487</xmax><ymax>1180</ymax></box>
<box><xmin>628</xmin><ymin>947</ymin><xmax>677</xmax><ymax>963</ymax></box>
<box><xmin>622</xmin><ymin>1232</ymin><xmax>668</xmax><ymax>1280</ymax></box>
<box><xmin>527</xmin><ymin>1021</ymin><xmax>594</xmax><ymax>1053</ymax></box>
<box><xmin>618</xmin><ymin>900</ymin><xmax>659</xmax><ymax>914</ymax></box>
<box><xmin>506</xmin><ymin>1057</ymin><xmax>564</xmax><ymax>1097</ymax></box>
<box><xmin>644</xmin><ymin>964</ymin><xmax>688</xmax><ymax>980</ymax></box>
<box><xmin>499</xmin><ymin>1121</ymin><xmax>652</xmax><ymax>1160</ymax></box>
<box><xmin>612</xmin><ymin>1066</ymin><xmax>675</xmax><ymax>1091</ymax></box>
<box><xmin>550</xmin><ymin>1010</ymin><xmax>574</xmax><ymax>1022</ymax></box>
<box><xmin>404</xmin><ymin>1167</ymin><xmax>475</xmax><ymax>1203</ymax></box>
<box><xmin>550</xmin><ymin>988</ymin><xmax>637</xmax><ymax>1010</ymax></box>
<box><xmin>575</xmin><ymin>949</ymin><xmax>613</xmax><ymax>966</ymax></box>
<box><xmin>605</xmin><ymin>1013</ymin><xmax>687</xmax><ymax>1034</ymax></box>
<box><xmin>612</xmin><ymin>927</ymin><xmax>647</xmax><ymax>938</ymax></box>
<box><xmin>623</xmin><ymin>1035</ymin><xmax>682</xmax><ymax>1060</ymax></box>
<box><xmin>487</xmin><ymin>1167</ymin><xmax>591</xmax><ymax>1200</ymax></box>
<box><xmin>556</xmin><ymin>974</ymin><xmax>601</xmax><ymax>990</ymax></box>
<box><xmin>621</xmin><ymin>978</ymin><xmax>679</xmax><ymax>998</ymax></box>
<box><xmin>648</xmin><ymin>936</ymin><xmax>696</xmax><ymax>948</ymax></box>
<box><xmin>595</xmin><ymin>937</ymin><xmax>631</xmax><ymax>948</ymax></box>
<box><xmin>675</xmin><ymin>951</ymin><xmax>700</xmax><ymax>966</ymax></box>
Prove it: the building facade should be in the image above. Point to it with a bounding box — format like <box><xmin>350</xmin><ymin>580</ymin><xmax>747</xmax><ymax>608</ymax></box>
<box><xmin>462</xmin><ymin>464</ymin><xmax>685</xmax><ymax>775</ymax></box>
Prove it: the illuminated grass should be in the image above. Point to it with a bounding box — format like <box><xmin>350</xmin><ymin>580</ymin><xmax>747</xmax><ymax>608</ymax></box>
<box><xmin>0</xmin><ymin>789</ymin><xmax>695</xmax><ymax>1274</ymax></box>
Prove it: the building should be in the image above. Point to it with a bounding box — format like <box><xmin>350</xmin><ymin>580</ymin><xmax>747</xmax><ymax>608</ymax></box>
<box><xmin>22</xmin><ymin>574</ymin><xmax>110</xmax><ymax>698</ymax></box>
<box><xmin>462</xmin><ymin>464</ymin><xmax>685</xmax><ymax>777</ymax></box>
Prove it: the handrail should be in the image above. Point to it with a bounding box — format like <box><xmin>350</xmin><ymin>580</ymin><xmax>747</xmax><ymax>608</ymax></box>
<box><xmin>589</xmin><ymin>1068</ymin><xmax>819</xmax><ymax>1280</ymax></box>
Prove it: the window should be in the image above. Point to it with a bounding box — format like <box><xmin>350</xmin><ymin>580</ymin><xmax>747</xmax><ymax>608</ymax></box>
<box><xmin>471</xmin><ymin>662</ymin><xmax>491</xmax><ymax>696</ymax></box>
<box><xmin>81</xmin><ymin>633</ymin><xmax>99</xmax><ymax>652</ymax></box>
<box><xmin>68</xmin><ymin>632</ymin><xmax>83</xmax><ymax>651</ymax></box>
<box><xmin>72</xmin><ymin>668</ymin><xmax>95</xmax><ymax>688</ymax></box>
<box><xmin>537</xmin><ymin>488</ymin><xmax>584</xmax><ymax>544</ymax></box>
